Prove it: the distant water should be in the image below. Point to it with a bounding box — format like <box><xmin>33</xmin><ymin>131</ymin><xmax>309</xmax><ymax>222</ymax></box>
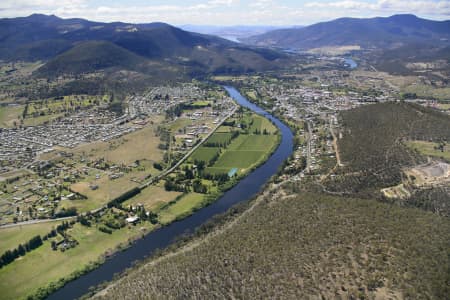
<box><xmin>344</xmin><ymin>58</ymin><xmax>357</xmax><ymax>69</ymax></box>
<box><xmin>221</xmin><ymin>36</ymin><xmax>240</xmax><ymax>43</ymax></box>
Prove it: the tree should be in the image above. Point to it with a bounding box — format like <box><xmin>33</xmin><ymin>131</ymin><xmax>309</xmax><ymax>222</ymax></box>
<box><xmin>17</xmin><ymin>244</ymin><xmax>26</xmax><ymax>256</ymax></box>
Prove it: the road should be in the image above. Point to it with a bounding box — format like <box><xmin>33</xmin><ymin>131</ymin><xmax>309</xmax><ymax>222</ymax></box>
<box><xmin>140</xmin><ymin>104</ymin><xmax>238</xmax><ymax>189</ymax></box>
<box><xmin>0</xmin><ymin>102</ymin><xmax>239</xmax><ymax>229</ymax></box>
<box><xmin>0</xmin><ymin>216</ymin><xmax>76</xmax><ymax>229</ymax></box>
<box><xmin>305</xmin><ymin>121</ymin><xmax>313</xmax><ymax>172</ymax></box>
<box><xmin>329</xmin><ymin>116</ymin><xmax>343</xmax><ymax>167</ymax></box>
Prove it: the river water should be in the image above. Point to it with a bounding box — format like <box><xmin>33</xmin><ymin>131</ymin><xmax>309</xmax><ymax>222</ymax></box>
<box><xmin>344</xmin><ymin>57</ymin><xmax>358</xmax><ymax>69</ymax></box>
<box><xmin>46</xmin><ymin>86</ymin><xmax>294</xmax><ymax>300</ymax></box>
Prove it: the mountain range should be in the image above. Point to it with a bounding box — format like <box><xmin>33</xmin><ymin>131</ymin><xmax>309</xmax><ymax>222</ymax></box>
<box><xmin>242</xmin><ymin>14</ymin><xmax>450</xmax><ymax>50</ymax></box>
<box><xmin>0</xmin><ymin>14</ymin><xmax>287</xmax><ymax>77</ymax></box>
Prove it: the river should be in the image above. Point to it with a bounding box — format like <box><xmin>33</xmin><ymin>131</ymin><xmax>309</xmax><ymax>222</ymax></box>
<box><xmin>344</xmin><ymin>57</ymin><xmax>358</xmax><ymax>69</ymax></box>
<box><xmin>46</xmin><ymin>86</ymin><xmax>294</xmax><ymax>300</ymax></box>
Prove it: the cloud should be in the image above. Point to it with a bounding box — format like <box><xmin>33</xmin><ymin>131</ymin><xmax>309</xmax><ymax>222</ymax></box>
<box><xmin>304</xmin><ymin>0</ymin><xmax>450</xmax><ymax>16</ymax></box>
<box><xmin>0</xmin><ymin>0</ymin><xmax>448</xmax><ymax>25</ymax></box>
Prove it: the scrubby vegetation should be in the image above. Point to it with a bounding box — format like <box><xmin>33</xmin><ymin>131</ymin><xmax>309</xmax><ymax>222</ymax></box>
<box><xmin>97</xmin><ymin>191</ymin><xmax>450</xmax><ymax>299</ymax></box>
<box><xmin>324</xmin><ymin>102</ymin><xmax>450</xmax><ymax>205</ymax></box>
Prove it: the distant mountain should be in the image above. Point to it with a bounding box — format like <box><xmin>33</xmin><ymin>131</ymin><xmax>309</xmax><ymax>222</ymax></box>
<box><xmin>242</xmin><ymin>14</ymin><xmax>450</xmax><ymax>50</ymax></box>
<box><xmin>180</xmin><ymin>25</ymin><xmax>295</xmax><ymax>42</ymax></box>
<box><xmin>0</xmin><ymin>14</ymin><xmax>287</xmax><ymax>76</ymax></box>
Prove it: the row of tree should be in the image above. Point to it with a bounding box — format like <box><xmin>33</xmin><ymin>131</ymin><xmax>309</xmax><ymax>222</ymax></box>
<box><xmin>0</xmin><ymin>235</ymin><xmax>43</xmax><ymax>268</ymax></box>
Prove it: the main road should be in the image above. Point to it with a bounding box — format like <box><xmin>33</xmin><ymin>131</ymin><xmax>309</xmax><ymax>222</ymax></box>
<box><xmin>46</xmin><ymin>86</ymin><xmax>294</xmax><ymax>300</ymax></box>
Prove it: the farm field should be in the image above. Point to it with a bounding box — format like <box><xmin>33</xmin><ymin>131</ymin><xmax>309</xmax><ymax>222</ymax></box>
<box><xmin>0</xmin><ymin>105</ymin><xmax>23</xmax><ymax>127</ymax></box>
<box><xmin>70</xmin><ymin>122</ymin><xmax>164</xmax><ymax>165</ymax></box>
<box><xmin>249</xmin><ymin>115</ymin><xmax>276</xmax><ymax>134</ymax></box>
<box><xmin>22</xmin><ymin>113</ymin><xmax>64</xmax><ymax>127</ymax></box>
<box><xmin>204</xmin><ymin>132</ymin><xmax>233</xmax><ymax>146</ymax></box>
<box><xmin>207</xmin><ymin>133</ymin><xmax>278</xmax><ymax>174</ymax></box>
<box><xmin>66</xmin><ymin>168</ymin><xmax>150</xmax><ymax>213</ymax></box>
<box><xmin>122</xmin><ymin>185</ymin><xmax>182</xmax><ymax>212</ymax></box>
<box><xmin>212</xmin><ymin>150</ymin><xmax>265</xmax><ymax>170</ymax></box>
<box><xmin>0</xmin><ymin>221</ymin><xmax>156</xmax><ymax>300</ymax></box>
<box><xmin>158</xmin><ymin>193</ymin><xmax>204</xmax><ymax>225</ymax></box>
<box><xmin>189</xmin><ymin>147</ymin><xmax>220</xmax><ymax>164</ymax></box>
<box><xmin>228</xmin><ymin>135</ymin><xmax>278</xmax><ymax>151</ymax></box>
<box><xmin>0</xmin><ymin>220</ymin><xmax>62</xmax><ymax>254</ymax></box>
<box><xmin>24</xmin><ymin>95</ymin><xmax>107</xmax><ymax>118</ymax></box>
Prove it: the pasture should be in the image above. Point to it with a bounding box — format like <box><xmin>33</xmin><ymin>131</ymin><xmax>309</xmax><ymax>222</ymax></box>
<box><xmin>0</xmin><ymin>220</ymin><xmax>62</xmax><ymax>254</ymax></box>
<box><xmin>0</xmin><ymin>221</ymin><xmax>155</xmax><ymax>300</ymax></box>
<box><xmin>190</xmin><ymin>147</ymin><xmax>220</xmax><ymax>164</ymax></box>
<box><xmin>204</xmin><ymin>132</ymin><xmax>233</xmax><ymax>146</ymax></box>
<box><xmin>158</xmin><ymin>193</ymin><xmax>204</xmax><ymax>225</ymax></box>
<box><xmin>406</xmin><ymin>140</ymin><xmax>450</xmax><ymax>162</ymax></box>
<box><xmin>123</xmin><ymin>185</ymin><xmax>182</xmax><ymax>212</ymax></box>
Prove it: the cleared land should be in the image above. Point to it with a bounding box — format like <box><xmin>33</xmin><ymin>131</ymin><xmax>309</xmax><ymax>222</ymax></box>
<box><xmin>122</xmin><ymin>185</ymin><xmax>182</xmax><ymax>212</ymax></box>
<box><xmin>212</xmin><ymin>150</ymin><xmax>265</xmax><ymax>169</ymax></box>
<box><xmin>0</xmin><ymin>220</ymin><xmax>61</xmax><ymax>254</ymax></box>
<box><xmin>66</xmin><ymin>166</ymin><xmax>153</xmax><ymax>212</ymax></box>
<box><xmin>0</xmin><ymin>105</ymin><xmax>23</xmax><ymax>127</ymax></box>
<box><xmin>228</xmin><ymin>135</ymin><xmax>277</xmax><ymax>151</ymax></box>
<box><xmin>70</xmin><ymin>123</ymin><xmax>164</xmax><ymax>165</ymax></box>
<box><xmin>406</xmin><ymin>140</ymin><xmax>450</xmax><ymax>162</ymax></box>
<box><xmin>249</xmin><ymin>115</ymin><xmax>276</xmax><ymax>134</ymax></box>
<box><xmin>97</xmin><ymin>191</ymin><xmax>450</xmax><ymax>300</ymax></box>
<box><xmin>158</xmin><ymin>193</ymin><xmax>204</xmax><ymax>225</ymax></box>
<box><xmin>0</xmin><ymin>221</ymin><xmax>155</xmax><ymax>300</ymax></box>
<box><xmin>189</xmin><ymin>147</ymin><xmax>220</xmax><ymax>164</ymax></box>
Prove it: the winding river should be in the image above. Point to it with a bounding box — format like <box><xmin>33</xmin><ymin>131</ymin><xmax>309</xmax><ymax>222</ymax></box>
<box><xmin>46</xmin><ymin>86</ymin><xmax>294</xmax><ymax>300</ymax></box>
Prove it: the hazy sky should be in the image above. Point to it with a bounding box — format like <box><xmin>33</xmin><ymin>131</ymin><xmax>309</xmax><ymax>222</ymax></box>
<box><xmin>1</xmin><ymin>0</ymin><xmax>449</xmax><ymax>25</ymax></box>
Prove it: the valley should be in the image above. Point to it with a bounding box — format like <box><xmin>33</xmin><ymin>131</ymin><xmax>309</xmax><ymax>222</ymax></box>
<box><xmin>0</xmin><ymin>11</ymin><xmax>449</xmax><ymax>300</ymax></box>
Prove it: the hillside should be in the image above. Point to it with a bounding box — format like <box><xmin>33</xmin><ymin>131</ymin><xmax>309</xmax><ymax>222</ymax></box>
<box><xmin>243</xmin><ymin>14</ymin><xmax>450</xmax><ymax>50</ymax></box>
<box><xmin>0</xmin><ymin>14</ymin><xmax>287</xmax><ymax>77</ymax></box>
<box><xmin>96</xmin><ymin>191</ymin><xmax>450</xmax><ymax>299</ymax></box>
<box><xmin>323</xmin><ymin>102</ymin><xmax>450</xmax><ymax>214</ymax></box>
<box><xmin>35</xmin><ymin>41</ymin><xmax>149</xmax><ymax>76</ymax></box>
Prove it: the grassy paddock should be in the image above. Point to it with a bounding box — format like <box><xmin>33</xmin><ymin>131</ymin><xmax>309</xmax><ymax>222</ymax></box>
<box><xmin>0</xmin><ymin>222</ymin><xmax>156</xmax><ymax>300</ymax></box>
<box><xmin>122</xmin><ymin>185</ymin><xmax>182</xmax><ymax>212</ymax></box>
<box><xmin>406</xmin><ymin>140</ymin><xmax>450</xmax><ymax>162</ymax></box>
<box><xmin>0</xmin><ymin>220</ymin><xmax>61</xmax><ymax>254</ymax></box>
<box><xmin>158</xmin><ymin>193</ymin><xmax>205</xmax><ymax>225</ymax></box>
<box><xmin>189</xmin><ymin>147</ymin><xmax>220</xmax><ymax>164</ymax></box>
<box><xmin>70</xmin><ymin>123</ymin><xmax>163</xmax><ymax>165</ymax></box>
<box><xmin>0</xmin><ymin>105</ymin><xmax>23</xmax><ymax>127</ymax></box>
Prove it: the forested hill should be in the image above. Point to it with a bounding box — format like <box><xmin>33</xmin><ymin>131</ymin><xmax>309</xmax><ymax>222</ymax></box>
<box><xmin>0</xmin><ymin>14</ymin><xmax>288</xmax><ymax>77</ymax></box>
<box><xmin>242</xmin><ymin>14</ymin><xmax>450</xmax><ymax>50</ymax></box>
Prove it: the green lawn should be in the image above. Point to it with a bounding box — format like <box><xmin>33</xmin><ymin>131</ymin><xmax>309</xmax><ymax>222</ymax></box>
<box><xmin>0</xmin><ymin>222</ymin><xmax>155</xmax><ymax>300</ymax></box>
<box><xmin>158</xmin><ymin>193</ymin><xmax>204</xmax><ymax>225</ymax></box>
<box><xmin>0</xmin><ymin>220</ymin><xmax>62</xmax><ymax>254</ymax></box>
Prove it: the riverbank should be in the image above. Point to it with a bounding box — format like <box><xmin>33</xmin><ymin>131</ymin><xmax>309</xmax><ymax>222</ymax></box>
<box><xmin>0</xmin><ymin>87</ymin><xmax>293</xmax><ymax>300</ymax></box>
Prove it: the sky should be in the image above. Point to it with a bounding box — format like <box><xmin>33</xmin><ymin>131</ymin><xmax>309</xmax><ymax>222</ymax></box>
<box><xmin>0</xmin><ymin>0</ymin><xmax>449</xmax><ymax>26</ymax></box>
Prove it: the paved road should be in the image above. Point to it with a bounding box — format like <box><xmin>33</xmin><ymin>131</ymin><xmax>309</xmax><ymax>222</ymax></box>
<box><xmin>0</xmin><ymin>103</ymin><xmax>239</xmax><ymax>229</ymax></box>
<box><xmin>140</xmin><ymin>104</ymin><xmax>238</xmax><ymax>189</ymax></box>
<box><xmin>0</xmin><ymin>216</ymin><xmax>76</xmax><ymax>229</ymax></box>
